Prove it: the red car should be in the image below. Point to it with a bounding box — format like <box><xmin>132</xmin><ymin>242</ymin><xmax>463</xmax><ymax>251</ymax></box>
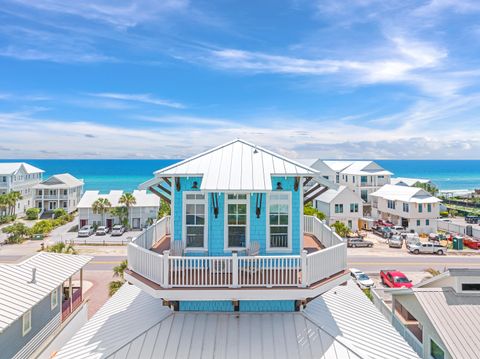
<box><xmin>375</xmin><ymin>219</ymin><xmax>393</xmax><ymax>227</ymax></box>
<box><xmin>380</xmin><ymin>270</ymin><xmax>413</xmax><ymax>288</ymax></box>
<box><xmin>464</xmin><ymin>238</ymin><xmax>480</xmax><ymax>249</ymax></box>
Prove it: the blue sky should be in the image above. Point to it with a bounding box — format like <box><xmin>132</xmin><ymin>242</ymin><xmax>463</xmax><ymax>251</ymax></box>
<box><xmin>1</xmin><ymin>0</ymin><xmax>480</xmax><ymax>159</ymax></box>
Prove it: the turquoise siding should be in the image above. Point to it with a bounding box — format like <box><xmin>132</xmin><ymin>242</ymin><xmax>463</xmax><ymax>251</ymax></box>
<box><xmin>172</xmin><ymin>175</ymin><xmax>302</xmax><ymax>256</ymax></box>
<box><xmin>239</xmin><ymin>300</ymin><xmax>295</xmax><ymax>312</ymax></box>
<box><xmin>179</xmin><ymin>300</ymin><xmax>233</xmax><ymax>312</ymax></box>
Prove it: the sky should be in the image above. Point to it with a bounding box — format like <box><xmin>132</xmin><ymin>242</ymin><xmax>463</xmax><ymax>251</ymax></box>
<box><xmin>1</xmin><ymin>0</ymin><xmax>480</xmax><ymax>159</ymax></box>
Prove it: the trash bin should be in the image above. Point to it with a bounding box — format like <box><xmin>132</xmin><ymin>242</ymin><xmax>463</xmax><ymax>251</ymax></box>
<box><xmin>453</xmin><ymin>236</ymin><xmax>464</xmax><ymax>250</ymax></box>
<box><xmin>32</xmin><ymin>234</ymin><xmax>44</xmax><ymax>241</ymax></box>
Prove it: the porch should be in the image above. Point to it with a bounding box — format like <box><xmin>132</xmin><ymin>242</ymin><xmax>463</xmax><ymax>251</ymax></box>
<box><xmin>61</xmin><ymin>269</ymin><xmax>85</xmax><ymax>322</ymax></box>
<box><xmin>126</xmin><ymin>216</ymin><xmax>348</xmax><ymax>298</ymax></box>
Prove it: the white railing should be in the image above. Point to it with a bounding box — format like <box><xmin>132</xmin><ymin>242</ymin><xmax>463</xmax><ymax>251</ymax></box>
<box><xmin>127</xmin><ymin>215</ymin><xmax>347</xmax><ymax>289</ymax></box>
<box><xmin>306</xmin><ymin>243</ymin><xmax>346</xmax><ymax>286</ymax></box>
<box><xmin>304</xmin><ymin>215</ymin><xmax>344</xmax><ymax>247</ymax></box>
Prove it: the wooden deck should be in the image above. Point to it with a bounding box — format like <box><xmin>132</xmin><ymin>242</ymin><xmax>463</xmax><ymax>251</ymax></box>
<box><xmin>151</xmin><ymin>234</ymin><xmax>324</xmax><ymax>255</ymax></box>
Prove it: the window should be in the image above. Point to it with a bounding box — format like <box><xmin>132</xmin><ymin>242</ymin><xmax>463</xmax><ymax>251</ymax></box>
<box><xmin>22</xmin><ymin>311</ymin><xmax>31</xmax><ymax>336</ymax></box>
<box><xmin>418</xmin><ymin>204</ymin><xmax>423</xmax><ymax>213</ymax></box>
<box><xmin>462</xmin><ymin>283</ymin><xmax>480</xmax><ymax>291</ymax></box>
<box><xmin>387</xmin><ymin>200</ymin><xmax>396</xmax><ymax>209</ymax></box>
<box><xmin>352</xmin><ymin>176</ymin><xmax>355</xmax><ymax>183</ymax></box>
<box><xmin>269</xmin><ymin>193</ymin><xmax>290</xmax><ymax>249</ymax></box>
<box><xmin>336</xmin><ymin>173</ymin><xmax>339</xmax><ymax>183</ymax></box>
<box><xmin>378</xmin><ymin>175</ymin><xmax>384</xmax><ymax>179</ymax></box>
<box><xmin>226</xmin><ymin>194</ymin><xmax>248</xmax><ymax>248</ymax></box>
<box><xmin>345</xmin><ymin>175</ymin><xmax>348</xmax><ymax>182</ymax></box>
<box><xmin>403</xmin><ymin>203</ymin><xmax>409</xmax><ymax>212</ymax></box>
<box><xmin>184</xmin><ymin>193</ymin><xmax>206</xmax><ymax>249</ymax></box>
<box><xmin>361</xmin><ymin>176</ymin><xmax>367</xmax><ymax>184</ymax></box>
<box><xmin>417</xmin><ymin>219</ymin><xmax>421</xmax><ymax>226</ymax></box>
<box><xmin>350</xmin><ymin>203</ymin><xmax>358</xmax><ymax>213</ymax></box>
<box><xmin>430</xmin><ymin>339</ymin><xmax>445</xmax><ymax>359</ymax></box>
<box><xmin>335</xmin><ymin>204</ymin><xmax>344</xmax><ymax>213</ymax></box>
<box><xmin>63</xmin><ymin>189</ymin><xmax>68</xmax><ymax>195</ymax></box>
<box><xmin>361</xmin><ymin>190</ymin><xmax>368</xmax><ymax>202</ymax></box>
<box><xmin>427</xmin><ymin>203</ymin><xmax>432</xmax><ymax>212</ymax></box>
<box><xmin>348</xmin><ymin>220</ymin><xmax>352</xmax><ymax>229</ymax></box>
<box><xmin>426</xmin><ymin>219</ymin><xmax>430</xmax><ymax>226</ymax></box>
<box><xmin>51</xmin><ymin>288</ymin><xmax>58</xmax><ymax>310</ymax></box>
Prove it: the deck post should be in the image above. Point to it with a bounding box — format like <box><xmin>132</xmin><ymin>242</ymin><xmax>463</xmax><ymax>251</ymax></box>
<box><xmin>301</xmin><ymin>250</ymin><xmax>308</xmax><ymax>287</ymax></box>
<box><xmin>68</xmin><ymin>276</ymin><xmax>73</xmax><ymax>309</ymax></box>
<box><xmin>163</xmin><ymin>250</ymin><xmax>170</xmax><ymax>288</ymax></box>
<box><xmin>231</xmin><ymin>252</ymin><xmax>239</xmax><ymax>288</ymax></box>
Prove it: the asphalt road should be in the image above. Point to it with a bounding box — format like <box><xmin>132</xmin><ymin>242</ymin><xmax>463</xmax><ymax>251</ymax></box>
<box><xmin>2</xmin><ymin>253</ymin><xmax>480</xmax><ymax>272</ymax></box>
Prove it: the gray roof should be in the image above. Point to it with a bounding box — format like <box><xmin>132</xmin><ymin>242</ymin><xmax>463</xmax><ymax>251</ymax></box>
<box><xmin>56</xmin><ymin>281</ymin><xmax>418</xmax><ymax>359</ymax></box>
<box><xmin>34</xmin><ymin>173</ymin><xmax>84</xmax><ymax>189</ymax></box>
<box><xmin>414</xmin><ymin>288</ymin><xmax>480</xmax><ymax>359</ymax></box>
<box><xmin>0</xmin><ymin>253</ymin><xmax>91</xmax><ymax>332</ymax></box>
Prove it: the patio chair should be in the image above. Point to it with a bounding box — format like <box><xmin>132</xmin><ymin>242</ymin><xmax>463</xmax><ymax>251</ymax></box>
<box><xmin>246</xmin><ymin>241</ymin><xmax>260</xmax><ymax>256</ymax></box>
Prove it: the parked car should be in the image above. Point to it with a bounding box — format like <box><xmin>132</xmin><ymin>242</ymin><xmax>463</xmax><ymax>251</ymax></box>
<box><xmin>111</xmin><ymin>224</ymin><xmax>126</xmax><ymax>236</ymax></box>
<box><xmin>388</xmin><ymin>235</ymin><xmax>403</xmax><ymax>248</ymax></box>
<box><xmin>347</xmin><ymin>238</ymin><xmax>374</xmax><ymax>248</ymax></box>
<box><xmin>390</xmin><ymin>226</ymin><xmax>405</xmax><ymax>235</ymax></box>
<box><xmin>78</xmin><ymin>225</ymin><xmax>94</xmax><ymax>237</ymax></box>
<box><xmin>380</xmin><ymin>270</ymin><xmax>413</xmax><ymax>288</ymax></box>
<box><xmin>408</xmin><ymin>242</ymin><xmax>447</xmax><ymax>255</ymax></box>
<box><xmin>465</xmin><ymin>215</ymin><xmax>480</xmax><ymax>224</ymax></box>
<box><xmin>350</xmin><ymin>268</ymin><xmax>374</xmax><ymax>289</ymax></box>
<box><xmin>375</xmin><ymin>219</ymin><xmax>394</xmax><ymax>227</ymax></box>
<box><xmin>96</xmin><ymin>226</ymin><xmax>110</xmax><ymax>236</ymax></box>
<box><xmin>463</xmin><ymin>237</ymin><xmax>480</xmax><ymax>250</ymax></box>
<box><xmin>373</xmin><ymin>226</ymin><xmax>392</xmax><ymax>239</ymax></box>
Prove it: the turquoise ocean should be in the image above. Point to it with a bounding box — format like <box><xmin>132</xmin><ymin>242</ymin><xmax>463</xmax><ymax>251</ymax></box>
<box><xmin>1</xmin><ymin>159</ymin><xmax>479</xmax><ymax>192</ymax></box>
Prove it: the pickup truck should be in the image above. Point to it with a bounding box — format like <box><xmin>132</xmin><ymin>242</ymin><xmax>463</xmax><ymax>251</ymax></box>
<box><xmin>372</xmin><ymin>226</ymin><xmax>393</xmax><ymax>239</ymax></box>
<box><xmin>408</xmin><ymin>242</ymin><xmax>447</xmax><ymax>255</ymax></box>
<box><xmin>380</xmin><ymin>270</ymin><xmax>413</xmax><ymax>288</ymax></box>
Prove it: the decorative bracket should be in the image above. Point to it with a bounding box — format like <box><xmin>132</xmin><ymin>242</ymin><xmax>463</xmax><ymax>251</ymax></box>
<box><xmin>255</xmin><ymin>193</ymin><xmax>263</xmax><ymax>218</ymax></box>
<box><xmin>175</xmin><ymin>178</ymin><xmax>181</xmax><ymax>192</ymax></box>
<box><xmin>211</xmin><ymin>193</ymin><xmax>219</xmax><ymax>218</ymax></box>
<box><xmin>294</xmin><ymin>177</ymin><xmax>300</xmax><ymax>192</ymax></box>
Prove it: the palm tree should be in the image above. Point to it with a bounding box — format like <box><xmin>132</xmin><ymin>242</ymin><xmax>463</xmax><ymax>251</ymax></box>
<box><xmin>0</xmin><ymin>194</ymin><xmax>7</xmax><ymax>216</ymax></box>
<box><xmin>92</xmin><ymin>198</ymin><xmax>112</xmax><ymax>226</ymax></box>
<box><xmin>109</xmin><ymin>260</ymin><xmax>128</xmax><ymax>296</ymax></box>
<box><xmin>119</xmin><ymin>192</ymin><xmax>136</xmax><ymax>228</ymax></box>
<box><xmin>44</xmin><ymin>242</ymin><xmax>78</xmax><ymax>254</ymax></box>
<box><xmin>6</xmin><ymin>192</ymin><xmax>22</xmax><ymax>215</ymax></box>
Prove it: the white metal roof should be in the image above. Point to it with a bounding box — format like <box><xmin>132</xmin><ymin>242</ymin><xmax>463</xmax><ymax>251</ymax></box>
<box><xmin>370</xmin><ymin>184</ymin><xmax>441</xmax><ymax>204</ymax></box>
<box><xmin>0</xmin><ymin>162</ymin><xmax>44</xmax><ymax>175</ymax></box>
<box><xmin>141</xmin><ymin>139</ymin><xmax>317</xmax><ymax>192</ymax></box>
<box><xmin>390</xmin><ymin>177</ymin><xmax>431</xmax><ymax>187</ymax></box>
<box><xmin>33</xmin><ymin>173</ymin><xmax>84</xmax><ymax>189</ymax></box>
<box><xmin>314</xmin><ymin>160</ymin><xmax>393</xmax><ymax>176</ymax></box>
<box><xmin>313</xmin><ymin>185</ymin><xmax>362</xmax><ymax>204</ymax></box>
<box><xmin>77</xmin><ymin>190</ymin><xmax>159</xmax><ymax>209</ymax></box>
<box><xmin>413</xmin><ymin>288</ymin><xmax>480</xmax><ymax>359</ymax></box>
<box><xmin>56</xmin><ymin>281</ymin><xmax>418</xmax><ymax>359</ymax></box>
<box><xmin>0</xmin><ymin>253</ymin><xmax>91</xmax><ymax>333</ymax></box>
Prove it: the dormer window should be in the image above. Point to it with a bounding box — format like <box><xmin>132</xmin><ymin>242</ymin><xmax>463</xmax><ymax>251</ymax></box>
<box><xmin>225</xmin><ymin>194</ymin><xmax>248</xmax><ymax>249</ymax></box>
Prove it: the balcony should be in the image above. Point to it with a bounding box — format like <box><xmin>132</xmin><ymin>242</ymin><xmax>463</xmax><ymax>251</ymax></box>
<box><xmin>125</xmin><ymin>216</ymin><xmax>349</xmax><ymax>300</ymax></box>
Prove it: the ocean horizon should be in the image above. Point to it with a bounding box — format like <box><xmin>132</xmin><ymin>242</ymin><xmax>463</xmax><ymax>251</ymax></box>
<box><xmin>1</xmin><ymin>159</ymin><xmax>479</xmax><ymax>193</ymax></box>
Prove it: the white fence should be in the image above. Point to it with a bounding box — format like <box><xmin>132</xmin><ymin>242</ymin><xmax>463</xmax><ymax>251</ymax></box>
<box><xmin>127</xmin><ymin>215</ymin><xmax>347</xmax><ymax>289</ymax></box>
<box><xmin>435</xmin><ymin>219</ymin><xmax>480</xmax><ymax>239</ymax></box>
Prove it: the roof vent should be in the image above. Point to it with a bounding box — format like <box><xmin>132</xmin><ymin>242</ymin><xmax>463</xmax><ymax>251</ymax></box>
<box><xmin>253</xmin><ymin>146</ymin><xmax>258</xmax><ymax>154</ymax></box>
<box><xmin>29</xmin><ymin>267</ymin><xmax>37</xmax><ymax>284</ymax></box>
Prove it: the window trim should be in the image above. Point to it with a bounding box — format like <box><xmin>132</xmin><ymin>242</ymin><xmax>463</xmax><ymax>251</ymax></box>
<box><xmin>266</xmin><ymin>191</ymin><xmax>292</xmax><ymax>253</ymax></box>
<box><xmin>334</xmin><ymin>203</ymin><xmax>344</xmax><ymax>214</ymax></box>
<box><xmin>182</xmin><ymin>191</ymin><xmax>208</xmax><ymax>252</ymax></box>
<box><xmin>51</xmin><ymin>288</ymin><xmax>58</xmax><ymax>310</ymax></box>
<box><xmin>430</xmin><ymin>338</ymin><xmax>445</xmax><ymax>359</ymax></box>
<box><xmin>224</xmin><ymin>193</ymin><xmax>250</xmax><ymax>251</ymax></box>
<box><xmin>22</xmin><ymin>310</ymin><xmax>32</xmax><ymax>336</ymax></box>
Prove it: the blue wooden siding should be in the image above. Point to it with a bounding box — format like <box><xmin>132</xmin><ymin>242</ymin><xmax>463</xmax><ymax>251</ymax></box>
<box><xmin>239</xmin><ymin>300</ymin><xmax>295</xmax><ymax>312</ymax></box>
<box><xmin>0</xmin><ymin>286</ymin><xmax>61</xmax><ymax>359</ymax></box>
<box><xmin>172</xmin><ymin>175</ymin><xmax>302</xmax><ymax>256</ymax></box>
<box><xmin>179</xmin><ymin>301</ymin><xmax>233</xmax><ymax>312</ymax></box>
<box><xmin>178</xmin><ymin>300</ymin><xmax>295</xmax><ymax>312</ymax></box>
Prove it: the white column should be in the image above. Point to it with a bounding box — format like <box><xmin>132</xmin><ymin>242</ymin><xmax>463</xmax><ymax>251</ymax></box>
<box><xmin>231</xmin><ymin>252</ymin><xmax>239</xmax><ymax>288</ymax></box>
<box><xmin>301</xmin><ymin>250</ymin><xmax>308</xmax><ymax>287</ymax></box>
<box><xmin>163</xmin><ymin>250</ymin><xmax>170</xmax><ymax>288</ymax></box>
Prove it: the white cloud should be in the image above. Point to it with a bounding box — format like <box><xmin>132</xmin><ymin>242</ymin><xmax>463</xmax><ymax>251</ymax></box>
<box><xmin>90</xmin><ymin>93</ymin><xmax>186</xmax><ymax>109</ymax></box>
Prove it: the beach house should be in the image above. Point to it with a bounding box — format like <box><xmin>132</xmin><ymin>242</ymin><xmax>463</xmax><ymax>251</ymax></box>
<box><xmin>313</xmin><ymin>185</ymin><xmax>363</xmax><ymax>231</ymax></box>
<box><xmin>77</xmin><ymin>189</ymin><xmax>159</xmax><ymax>229</ymax></box>
<box><xmin>370</xmin><ymin>184</ymin><xmax>441</xmax><ymax>233</ymax></box>
<box><xmin>391</xmin><ymin>177</ymin><xmax>433</xmax><ymax>187</ymax></box>
<box><xmin>0</xmin><ymin>162</ymin><xmax>44</xmax><ymax>216</ymax></box>
<box><xmin>374</xmin><ymin>268</ymin><xmax>480</xmax><ymax>359</ymax></box>
<box><xmin>0</xmin><ymin>253</ymin><xmax>91</xmax><ymax>359</ymax></box>
<box><xmin>33</xmin><ymin>173</ymin><xmax>84</xmax><ymax>215</ymax></box>
<box><xmin>56</xmin><ymin>140</ymin><xmax>419</xmax><ymax>359</ymax></box>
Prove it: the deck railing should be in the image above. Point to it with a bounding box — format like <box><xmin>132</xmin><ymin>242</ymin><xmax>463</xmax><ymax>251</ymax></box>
<box><xmin>128</xmin><ymin>215</ymin><xmax>346</xmax><ymax>289</ymax></box>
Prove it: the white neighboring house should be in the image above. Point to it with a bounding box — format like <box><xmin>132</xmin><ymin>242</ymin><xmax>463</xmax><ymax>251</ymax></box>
<box><xmin>78</xmin><ymin>190</ymin><xmax>159</xmax><ymax>230</ymax></box>
<box><xmin>370</xmin><ymin>184</ymin><xmax>441</xmax><ymax>233</ymax></box>
<box><xmin>377</xmin><ymin>268</ymin><xmax>480</xmax><ymax>359</ymax></box>
<box><xmin>308</xmin><ymin>160</ymin><xmax>392</xmax><ymax>206</ymax></box>
<box><xmin>0</xmin><ymin>162</ymin><xmax>44</xmax><ymax>216</ymax></box>
<box><xmin>313</xmin><ymin>185</ymin><xmax>363</xmax><ymax>231</ymax></box>
<box><xmin>33</xmin><ymin>173</ymin><xmax>84</xmax><ymax>214</ymax></box>
<box><xmin>391</xmin><ymin>177</ymin><xmax>433</xmax><ymax>187</ymax></box>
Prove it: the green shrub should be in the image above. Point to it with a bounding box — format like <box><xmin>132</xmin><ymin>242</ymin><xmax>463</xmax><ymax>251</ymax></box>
<box><xmin>53</xmin><ymin>208</ymin><xmax>68</xmax><ymax>219</ymax></box>
<box><xmin>0</xmin><ymin>215</ymin><xmax>16</xmax><ymax>224</ymax></box>
<box><xmin>2</xmin><ymin>222</ymin><xmax>30</xmax><ymax>243</ymax></box>
<box><xmin>30</xmin><ymin>220</ymin><xmax>54</xmax><ymax>235</ymax></box>
<box><xmin>304</xmin><ymin>202</ymin><xmax>326</xmax><ymax>220</ymax></box>
<box><xmin>26</xmin><ymin>208</ymin><xmax>40</xmax><ymax>220</ymax></box>
<box><xmin>331</xmin><ymin>221</ymin><xmax>350</xmax><ymax>238</ymax></box>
